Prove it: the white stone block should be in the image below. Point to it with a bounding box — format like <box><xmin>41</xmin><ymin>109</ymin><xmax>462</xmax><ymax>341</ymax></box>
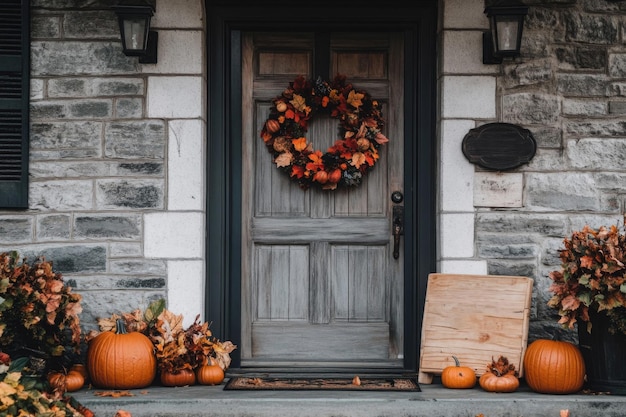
<box><xmin>442</xmin><ymin>76</ymin><xmax>496</xmax><ymax>118</ymax></box>
<box><xmin>144</xmin><ymin>212</ymin><xmax>204</xmax><ymax>258</ymax></box>
<box><xmin>167</xmin><ymin>260</ymin><xmax>204</xmax><ymax>327</ymax></box>
<box><xmin>153</xmin><ymin>0</ymin><xmax>203</xmax><ymax>29</ymax></box>
<box><xmin>141</xmin><ymin>31</ymin><xmax>203</xmax><ymax>75</ymax></box>
<box><xmin>147</xmin><ymin>76</ymin><xmax>203</xmax><ymax>118</ymax></box>
<box><xmin>440</xmin><ymin>213</ymin><xmax>475</xmax><ymax>258</ymax></box>
<box><xmin>168</xmin><ymin>120</ymin><xmax>204</xmax><ymax>210</ymax></box>
<box><xmin>440</xmin><ymin>260</ymin><xmax>488</xmax><ymax>275</ymax></box>
<box><xmin>441</xmin><ymin>120</ymin><xmax>476</xmax><ymax>212</ymax></box>
<box><xmin>444</xmin><ymin>0</ymin><xmax>489</xmax><ymax>29</ymax></box>
<box><xmin>474</xmin><ymin>172</ymin><xmax>523</xmax><ymax>208</ymax></box>
<box><xmin>442</xmin><ymin>31</ymin><xmax>494</xmax><ymax>75</ymax></box>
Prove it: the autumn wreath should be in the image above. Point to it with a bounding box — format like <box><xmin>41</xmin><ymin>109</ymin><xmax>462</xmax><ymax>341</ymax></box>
<box><xmin>260</xmin><ymin>75</ymin><xmax>389</xmax><ymax>190</ymax></box>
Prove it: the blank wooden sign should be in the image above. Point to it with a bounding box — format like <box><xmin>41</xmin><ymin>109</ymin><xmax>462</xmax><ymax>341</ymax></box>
<box><xmin>418</xmin><ymin>273</ymin><xmax>533</xmax><ymax>384</ymax></box>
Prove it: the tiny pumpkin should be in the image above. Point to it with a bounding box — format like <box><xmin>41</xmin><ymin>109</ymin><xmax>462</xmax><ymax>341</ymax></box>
<box><xmin>47</xmin><ymin>370</ymin><xmax>85</xmax><ymax>393</ymax></box>
<box><xmin>441</xmin><ymin>356</ymin><xmax>476</xmax><ymax>389</ymax></box>
<box><xmin>523</xmin><ymin>339</ymin><xmax>585</xmax><ymax>394</ymax></box>
<box><xmin>196</xmin><ymin>358</ymin><xmax>225</xmax><ymax>386</ymax></box>
<box><xmin>478</xmin><ymin>356</ymin><xmax>520</xmax><ymax>393</ymax></box>
<box><xmin>87</xmin><ymin>318</ymin><xmax>157</xmax><ymax>390</ymax></box>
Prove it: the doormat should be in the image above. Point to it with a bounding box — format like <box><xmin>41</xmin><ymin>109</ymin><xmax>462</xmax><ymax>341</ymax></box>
<box><xmin>223</xmin><ymin>376</ymin><xmax>420</xmax><ymax>391</ymax></box>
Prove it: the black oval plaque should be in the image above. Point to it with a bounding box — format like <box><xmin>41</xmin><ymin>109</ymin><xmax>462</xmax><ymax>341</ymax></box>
<box><xmin>462</xmin><ymin>123</ymin><xmax>536</xmax><ymax>171</ymax></box>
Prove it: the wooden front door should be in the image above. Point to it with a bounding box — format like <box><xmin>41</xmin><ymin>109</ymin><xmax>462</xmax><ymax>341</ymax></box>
<box><xmin>240</xmin><ymin>32</ymin><xmax>405</xmax><ymax>369</ymax></box>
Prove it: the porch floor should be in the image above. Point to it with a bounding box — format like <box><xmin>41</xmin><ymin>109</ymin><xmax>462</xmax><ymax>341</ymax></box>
<box><xmin>71</xmin><ymin>378</ymin><xmax>626</xmax><ymax>417</ymax></box>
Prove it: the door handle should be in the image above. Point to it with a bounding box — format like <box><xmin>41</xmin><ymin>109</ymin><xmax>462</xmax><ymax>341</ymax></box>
<box><xmin>391</xmin><ymin>192</ymin><xmax>404</xmax><ymax>260</ymax></box>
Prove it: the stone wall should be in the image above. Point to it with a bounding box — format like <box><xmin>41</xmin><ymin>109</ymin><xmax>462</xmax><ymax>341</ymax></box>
<box><xmin>0</xmin><ymin>0</ymin><xmax>206</xmax><ymax>332</ymax></box>
<box><xmin>475</xmin><ymin>0</ymin><xmax>626</xmax><ymax>342</ymax></box>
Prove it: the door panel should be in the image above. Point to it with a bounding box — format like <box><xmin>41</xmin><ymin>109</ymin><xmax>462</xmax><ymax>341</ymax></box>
<box><xmin>241</xmin><ymin>31</ymin><xmax>404</xmax><ymax>368</ymax></box>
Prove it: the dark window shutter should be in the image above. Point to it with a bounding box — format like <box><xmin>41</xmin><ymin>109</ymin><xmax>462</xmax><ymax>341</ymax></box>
<box><xmin>0</xmin><ymin>0</ymin><xmax>29</xmax><ymax>209</ymax></box>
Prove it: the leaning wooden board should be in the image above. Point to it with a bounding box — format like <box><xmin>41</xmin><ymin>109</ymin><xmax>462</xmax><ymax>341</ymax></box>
<box><xmin>418</xmin><ymin>273</ymin><xmax>533</xmax><ymax>384</ymax></box>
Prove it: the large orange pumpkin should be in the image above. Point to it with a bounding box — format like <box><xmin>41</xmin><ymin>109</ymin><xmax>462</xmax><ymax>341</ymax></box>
<box><xmin>87</xmin><ymin>319</ymin><xmax>157</xmax><ymax>389</ymax></box>
<box><xmin>441</xmin><ymin>356</ymin><xmax>476</xmax><ymax>389</ymax></box>
<box><xmin>523</xmin><ymin>339</ymin><xmax>585</xmax><ymax>394</ymax></box>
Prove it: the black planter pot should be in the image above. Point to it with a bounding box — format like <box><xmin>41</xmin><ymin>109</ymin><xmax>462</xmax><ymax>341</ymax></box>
<box><xmin>577</xmin><ymin>312</ymin><xmax>626</xmax><ymax>395</ymax></box>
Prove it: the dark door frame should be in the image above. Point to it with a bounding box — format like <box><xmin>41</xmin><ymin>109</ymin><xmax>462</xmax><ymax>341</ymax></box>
<box><xmin>206</xmin><ymin>2</ymin><xmax>437</xmax><ymax>373</ymax></box>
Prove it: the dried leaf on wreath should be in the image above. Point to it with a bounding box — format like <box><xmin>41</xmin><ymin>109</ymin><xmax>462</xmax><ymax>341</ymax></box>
<box><xmin>115</xmin><ymin>410</ymin><xmax>133</xmax><ymax>417</ymax></box>
<box><xmin>275</xmin><ymin>152</ymin><xmax>293</xmax><ymax>168</ymax></box>
<box><xmin>350</xmin><ymin>152</ymin><xmax>366</xmax><ymax>169</ymax></box>
<box><xmin>97</xmin><ymin>315</ymin><xmax>121</xmax><ymax>332</ymax></box>
<box><xmin>347</xmin><ymin>90</ymin><xmax>364</xmax><ymax>109</ymax></box>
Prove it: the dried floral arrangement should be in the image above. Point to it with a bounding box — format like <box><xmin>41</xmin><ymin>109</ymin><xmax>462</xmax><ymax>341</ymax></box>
<box><xmin>91</xmin><ymin>299</ymin><xmax>236</xmax><ymax>374</ymax></box>
<box><xmin>0</xmin><ymin>251</ymin><xmax>84</xmax><ymax>372</ymax></box>
<box><xmin>548</xmin><ymin>218</ymin><xmax>626</xmax><ymax>336</ymax></box>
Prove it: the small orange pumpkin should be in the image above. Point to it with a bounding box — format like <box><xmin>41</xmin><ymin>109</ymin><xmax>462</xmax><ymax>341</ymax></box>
<box><xmin>47</xmin><ymin>370</ymin><xmax>85</xmax><ymax>393</ymax></box>
<box><xmin>441</xmin><ymin>356</ymin><xmax>476</xmax><ymax>389</ymax></box>
<box><xmin>196</xmin><ymin>358</ymin><xmax>225</xmax><ymax>386</ymax></box>
<box><xmin>265</xmin><ymin>119</ymin><xmax>280</xmax><ymax>133</ymax></box>
<box><xmin>70</xmin><ymin>363</ymin><xmax>89</xmax><ymax>383</ymax></box>
<box><xmin>160</xmin><ymin>368</ymin><xmax>196</xmax><ymax>387</ymax></box>
<box><xmin>523</xmin><ymin>339</ymin><xmax>585</xmax><ymax>394</ymax></box>
<box><xmin>87</xmin><ymin>318</ymin><xmax>157</xmax><ymax>389</ymax></box>
<box><xmin>478</xmin><ymin>356</ymin><xmax>519</xmax><ymax>393</ymax></box>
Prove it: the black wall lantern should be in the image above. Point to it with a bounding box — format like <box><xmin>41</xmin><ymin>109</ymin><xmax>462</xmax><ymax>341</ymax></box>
<box><xmin>113</xmin><ymin>1</ymin><xmax>158</xmax><ymax>64</ymax></box>
<box><xmin>483</xmin><ymin>1</ymin><xmax>528</xmax><ymax>65</ymax></box>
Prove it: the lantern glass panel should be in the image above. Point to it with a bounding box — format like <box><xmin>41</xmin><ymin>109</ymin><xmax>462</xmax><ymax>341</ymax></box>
<box><xmin>123</xmin><ymin>17</ymin><xmax>148</xmax><ymax>52</ymax></box>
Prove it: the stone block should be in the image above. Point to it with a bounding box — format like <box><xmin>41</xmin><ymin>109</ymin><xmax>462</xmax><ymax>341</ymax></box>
<box><xmin>74</xmin><ymin>214</ymin><xmax>141</xmax><ymax>239</ymax></box>
<box><xmin>30</xmin><ymin>121</ymin><xmax>102</xmax><ymax>151</ymax></box>
<box><xmin>144</xmin><ymin>212</ymin><xmax>204</xmax><ymax>258</ymax></box>
<box><xmin>32</xmin><ymin>15</ymin><xmax>61</xmax><ymax>38</ymax></box>
<box><xmin>30</xmin><ymin>180</ymin><xmax>93</xmax><ymax>210</ymax></box>
<box><xmin>525</xmin><ymin>172</ymin><xmax>602</xmax><ymax>211</ymax></box>
<box><xmin>555</xmin><ymin>46</ymin><xmax>606</xmax><ymax>70</ymax></box>
<box><xmin>109</xmin><ymin>259</ymin><xmax>167</xmax><ymax>275</ymax></box>
<box><xmin>115</xmin><ymin>98</ymin><xmax>143</xmax><ymax>118</ymax></box>
<box><xmin>152</xmin><ymin>0</ymin><xmax>203</xmax><ymax>29</ymax></box>
<box><xmin>474</xmin><ymin>172</ymin><xmax>523</xmax><ymax>208</ymax></box>
<box><xmin>442</xmin><ymin>76</ymin><xmax>496</xmax><ymax>118</ymax></box>
<box><xmin>63</xmin><ymin>11</ymin><xmax>118</xmax><ymax>38</ymax></box>
<box><xmin>476</xmin><ymin>213</ymin><xmax>567</xmax><ymax>237</ymax></box>
<box><xmin>563</xmin><ymin>12</ymin><xmax>618</xmax><ymax>44</ymax></box>
<box><xmin>168</xmin><ymin>120</ymin><xmax>204</xmax><ymax>210</ymax></box>
<box><xmin>109</xmin><ymin>242</ymin><xmax>143</xmax><ymax>258</ymax></box>
<box><xmin>168</xmin><ymin>260</ymin><xmax>205</xmax><ymax>327</ymax></box>
<box><xmin>440</xmin><ymin>213</ymin><xmax>475</xmax><ymax>258</ymax></box>
<box><xmin>48</xmin><ymin>78</ymin><xmax>88</xmax><ymax>97</ymax></box>
<box><xmin>609</xmin><ymin>101</ymin><xmax>626</xmax><ymax>114</ymax></box>
<box><xmin>147</xmin><ymin>76</ymin><xmax>203</xmax><ymax>118</ymax></box>
<box><xmin>69</xmin><ymin>100</ymin><xmax>112</xmax><ymax>118</ymax></box>
<box><xmin>563</xmin><ymin>98</ymin><xmax>607</xmax><ymax>116</ymax></box>
<box><xmin>557</xmin><ymin>74</ymin><xmax>609</xmax><ymax>96</ymax></box>
<box><xmin>30</xmin><ymin>161</ymin><xmax>110</xmax><ymax>178</ymax></box>
<box><xmin>96</xmin><ymin>179</ymin><xmax>164</xmax><ymax>209</ymax></box>
<box><xmin>0</xmin><ymin>218</ymin><xmax>33</xmax><ymax>243</ymax></box>
<box><xmin>37</xmin><ymin>214</ymin><xmax>71</xmax><ymax>240</ymax></box>
<box><xmin>105</xmin><ymin>121</ymin><xmax>165</xmax><ymax>159</ymax></box>
<box><xmin>22</xmin><ymin>245</ymin><xmax>107</xmax><ymax>274</ymax></box>
<box><xmin>502</xmin><ymin>93</ymin><xmax>560</xmax><ymax>124</ymax></box>
<box><xmin>442</xmin><ymin>31</ymin><xmax>492</xmax><ymax>75</ymax></box>
<box><xmin>567</xmin><ymin>138</ymin><xmax>626</xmax><ymax>169</ymax></box>
<box><xmin>441</xmin><ymin>120</ymin><xmax>476</xmax><ymax>212</ymax></box>
<box><xmin>503</xmin><ymin>59</ymin><xmax>553</xmax><ymax>88</ymax></box>
<box><xmin>113</xmin><ymin>162</ymin><xmax>163</xmax><ymax>176</ymax></box>
<box><xmin>439</xmin><ymin>260</ymin><xmax>488</xmax><ymax>275</ymax></box>
<box><xmin>94</xmin><ymin>79</ymin><xmax>144</xmax><ymax>96</ymax></box>
<box><xmin>31</xmin><ymin>41</ymin><xmax>137</xmax><ymax>76</ymax></box>
<box><xmin>565</xmin><ymin>120</ymin><xmax>626</xmax><ymax>137</ymax></box>
<box><xmin>141</xmin><ymin>31</ymin><xmax>203</xmax><ymax>75</ymax></box>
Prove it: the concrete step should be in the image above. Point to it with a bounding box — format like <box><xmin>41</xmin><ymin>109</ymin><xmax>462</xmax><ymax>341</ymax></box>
<box><xmin>71</xmin><ymin>380</ymin><xmax>626</xmax><ymax>417</ymax></box>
